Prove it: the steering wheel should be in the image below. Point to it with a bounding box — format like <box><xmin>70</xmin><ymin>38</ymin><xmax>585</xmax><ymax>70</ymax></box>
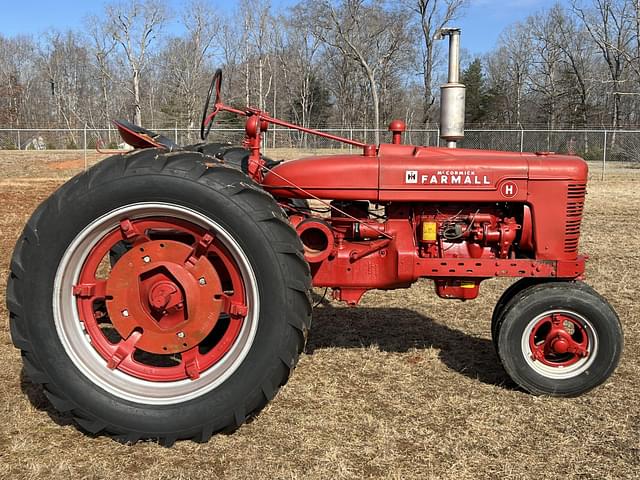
<box><xmin>200</xmin><ymin>69</ymin><xmax>223</xmax><ymax>141</ymax></box>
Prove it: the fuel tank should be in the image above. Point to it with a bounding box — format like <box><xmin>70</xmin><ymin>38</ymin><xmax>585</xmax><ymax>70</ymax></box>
<box><xmin>262</xmin><ymin>144</ymin><xmax>588</xmax><ymax>203</ymax></box>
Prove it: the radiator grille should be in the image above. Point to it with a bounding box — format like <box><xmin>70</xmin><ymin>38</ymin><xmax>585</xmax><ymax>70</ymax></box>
<box><xmin>565</xmin><ymin>183</ymin><xmax>586</xmax><ymax>253</ymax></box>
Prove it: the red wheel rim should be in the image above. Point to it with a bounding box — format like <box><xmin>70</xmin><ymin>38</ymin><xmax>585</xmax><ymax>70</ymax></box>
<box><xmin>528</xmin><ymin>313</ymin><xmax>590</xmax><ymax>368</ymax></box>
<box><xmin>73</xmin><ymin>216</ymin><xmax>249</xmax><ymax>382</ymax></box>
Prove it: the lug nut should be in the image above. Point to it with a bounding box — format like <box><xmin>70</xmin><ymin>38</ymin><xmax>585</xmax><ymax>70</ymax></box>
<box><xmin>143</xmin><ymin>256</ymin><xmax>151</xmax><ymax>263</ymax></box>
<box><xmin>198</xmin><ymin>277</ymin><xmax>206</xmax><ymax>285</ymax></box>
<box><xmin>121</xmin><ymin>309</ymin><xmax>129</xmax><ymax>317</ymax></box>
<box><xmin>177</xmin><ymin>331</ymin><xmax>185</xmax><ymax>338</ymax></box>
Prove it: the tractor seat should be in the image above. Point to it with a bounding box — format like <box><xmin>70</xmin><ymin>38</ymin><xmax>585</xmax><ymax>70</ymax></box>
<box><xmin>113</xmin><ymin>119</ymin><xmax>179</xmax><ymax>151</ymax></box>
<box><xmin>112</xmin><ymin>119</ymin><xmax>282</xmax><ymax>176</ymax></box>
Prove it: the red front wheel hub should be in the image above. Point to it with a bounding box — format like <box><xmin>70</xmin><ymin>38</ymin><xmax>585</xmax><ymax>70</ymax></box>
<box><xmin>549</xmin><ymin>336</ymin><xmax>569</xmax><ymax>354</ymax></box>
<box><xmin>523</xmin><ymin>310</ymin><xmax>597</xmax><ymax>379</ymax></box>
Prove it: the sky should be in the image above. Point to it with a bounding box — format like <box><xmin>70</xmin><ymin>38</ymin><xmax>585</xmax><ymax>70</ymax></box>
<box><xmin>0</xmin><ymin>0</ymin><xmax>566</xmax><ymax>55</ymax></box>
<box><xmin>458</xmin><ymin>0</ymin><xmax>563</xmax><ymax>53</ymax></box>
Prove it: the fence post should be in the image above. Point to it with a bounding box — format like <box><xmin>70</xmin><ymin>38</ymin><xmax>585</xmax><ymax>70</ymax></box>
<box><xmin>520</xmin><ymin>129</ymin><xmax>524</xmax><ymax>152</ymax></box>
<box><xmin>83</xmin><ymin>123</ymin><xmax>88</xmax><ymax>170</ymax></box>
<box><xmin>437</xmin><ymin>127</ymin><xmax>440</xmax><ymax>147</ymax></box>
<box><xmin>16</xmin><ymin>129</ymin><xmax>21</xmax><ymax>150</ymax></box>
<box><xmin>602</xmin><ymin>130</ymin><xmax>607</xmax><ymax>181</ymax></box>
<box><xmin>349</xmin><ymin>129</ymin><xmax>353</xmax><ymax>153</ymax></box>
<box><xmin>174</xmin><ymin>121</ymin><xmax>178</xmax><ymax>144</ymax></box>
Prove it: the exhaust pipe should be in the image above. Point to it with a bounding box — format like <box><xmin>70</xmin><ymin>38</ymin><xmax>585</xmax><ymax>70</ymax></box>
<box><xmin>439</xmin><ymin>28</ymin><xmax>465</xmax><ymax>148</ymax></box>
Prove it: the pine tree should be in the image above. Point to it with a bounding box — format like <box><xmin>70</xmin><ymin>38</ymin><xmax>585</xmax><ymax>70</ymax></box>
<box><xmin>462</xmin><ymin>58</ymin><xmax>489</xmax><ymax>126</ymax></box>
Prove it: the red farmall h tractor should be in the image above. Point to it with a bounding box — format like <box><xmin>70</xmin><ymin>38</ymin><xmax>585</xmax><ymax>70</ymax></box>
<box><xmin>8</xmin><ymin>30</ymin><xmax>622</xmax><ymax>444</ymax></box>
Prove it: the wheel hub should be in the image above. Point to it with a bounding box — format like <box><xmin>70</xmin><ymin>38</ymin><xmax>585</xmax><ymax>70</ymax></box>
<box><xmin>528</xmin><ymin>313</ymin><xmax>590</xmax><ymax>368</ymax></box>
<box><xmin>106</xmin><ymin>240</ymin><xmax>224</xmax><ymax>354</ymax></box>
<box><xmin>148</xmin><ymin>280</ymin><xmax>180</xmax><ymax>312</ymax></box>
<box><xmin>550</xmin><ymin>336</ymin><xmax>569</xmax><ymax>354</ymax></box>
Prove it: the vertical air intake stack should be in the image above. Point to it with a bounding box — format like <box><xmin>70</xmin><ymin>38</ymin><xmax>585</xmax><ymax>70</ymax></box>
<box><xmin>439</xmin><ymin>28</ymin><xmax>465</xmax><ymax>148</ymax></box>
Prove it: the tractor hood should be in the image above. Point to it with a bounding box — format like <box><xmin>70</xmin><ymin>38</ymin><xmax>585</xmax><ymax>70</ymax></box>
<box><xmin>262</xmin><ymin>144</ymin><xmax>588</xmax><ymax>203</ymax></box>
<box><xmin>263</xmin><ymin>154</ymin><xmax>380</xmax><ymax>200</ymax></box>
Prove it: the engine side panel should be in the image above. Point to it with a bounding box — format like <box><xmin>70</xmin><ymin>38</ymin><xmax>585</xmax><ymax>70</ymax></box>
<box><xmin>265</xmin><ymin>146</ymin><xmax>588</xmax><ymax>299</ymax></box>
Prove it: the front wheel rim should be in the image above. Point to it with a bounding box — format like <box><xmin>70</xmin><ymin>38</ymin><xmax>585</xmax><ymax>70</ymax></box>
<box><xmin>521</xmin><ymin>309</ymin><xmax>598</xmax><ymax>380</ymax></box>
<box><xmin>53</xmin><ymin>202</ymin><xmax>260</xmax><ymax>405</ymax></box>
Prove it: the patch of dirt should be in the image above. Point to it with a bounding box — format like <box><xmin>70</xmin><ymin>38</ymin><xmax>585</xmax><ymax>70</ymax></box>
<box><xmin>46</xmin><ymin>159</ymin><xmax>85</xmax><ymax>170</ymax></box>
<box><xmin>0</xmin><ymin>150</ymin><xmax>110</xmax><ymax>178</ymax></box>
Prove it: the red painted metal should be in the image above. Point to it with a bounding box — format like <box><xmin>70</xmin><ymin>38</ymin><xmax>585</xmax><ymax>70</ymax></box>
<box><xmin>388</xmin><ymin>120</ymin><xmax>406</xmax><ymax>145</ymax></box>
<box><xmin>296</xmin><ymin>219</ymin><xmax>336</xmax><ymax>263</ymax></box>
<box><xmin>105</xmin><ymin>240</ymin><xmax>224</xmax><ymax>355</ymax></box>
<box><xmin>265</xmin><ymin>155</ymin><xmax>380</xmax><ymax>200</ymax></box>
<box><xmin>529</xmin><ymin>313</ymin><xmax>590</xmax><ymax>367</ymax></box>
<box><xmin>258</xmin><ymin>140</ymin><xmax>588</xmax><ymax>301</ymax></box>
<box><xmin>122</xmin><ymin>72</ymin><xmax>591</xmax><ymax>305</ymax></box>
<box><xmin>74</xmin><ymin>217</ymin><xmax>247</xmax><ymax>381</ymax></box>
<box><xmin>206</xmin><ymin>104</ymin><xmax>374</xmax><ymax>153</ymax></box>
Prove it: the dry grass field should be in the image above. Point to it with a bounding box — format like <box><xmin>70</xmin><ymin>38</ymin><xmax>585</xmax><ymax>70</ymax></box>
<box><xmin>0</xmin><ymin>150</ymin><xmax>638</xmax><ymax>479</ymax></box>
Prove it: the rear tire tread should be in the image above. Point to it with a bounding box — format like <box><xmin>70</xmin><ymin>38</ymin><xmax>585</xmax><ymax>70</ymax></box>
<box><xmin>7</xmin><ymin>149</ymin><xmax>312</xmax><ymax>444</ymax></box>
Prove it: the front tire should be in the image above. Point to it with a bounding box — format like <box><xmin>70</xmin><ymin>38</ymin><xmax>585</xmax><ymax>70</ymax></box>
<box><xmin>496</xmin><ymin>282</ymin><xmax>623</xmax><ymax>396</ymax></box>
<box><xmin>491</xmin><ymin>278</ymin><xmax>552</xmax><ymax>354</ymax></box>
<box><xmin>8</xmin><ymin>149</ymin><xmax>312</xmax><ymax>443</ymax></box>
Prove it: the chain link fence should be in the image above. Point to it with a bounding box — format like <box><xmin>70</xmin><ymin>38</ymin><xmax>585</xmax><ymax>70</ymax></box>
<box><xmin>1</xmin><ymin>126</ymin><xmax>638</xmax><ymax>178</ymax></box>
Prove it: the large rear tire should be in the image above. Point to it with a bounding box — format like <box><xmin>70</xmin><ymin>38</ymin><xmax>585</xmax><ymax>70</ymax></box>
<box><xmin>7</xmin><ymin>149</ymin><xmax>312</xmax><ymax>444</ymax></box>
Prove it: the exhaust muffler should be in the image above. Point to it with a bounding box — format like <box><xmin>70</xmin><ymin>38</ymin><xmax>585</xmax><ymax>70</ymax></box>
<box><xmin>439</xmin><ymin>28</ymin><xmax>466</xmax><ymax>148</ymax></box>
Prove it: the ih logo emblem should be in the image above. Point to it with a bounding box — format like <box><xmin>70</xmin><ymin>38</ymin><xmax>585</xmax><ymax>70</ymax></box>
<box><xmin>405</xmin><ymin>170</ymin><xmax>418</xmax><ymax>184</ymax></box>
<box><xmin>501</xmin><ymin>181</ymin><xmax>518</xmax><ymax>198</ymax></box>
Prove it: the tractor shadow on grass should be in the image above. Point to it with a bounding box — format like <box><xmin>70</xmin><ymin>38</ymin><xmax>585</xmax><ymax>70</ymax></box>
<box><xmin>306</xmin><ymin>304</ymin><xmax>516</xmax><ymax>390</ymax></box>
<box><xmin>19</xmin><ymin>305</ymin><xmax>516</xmax><ymax>430</ymax></box>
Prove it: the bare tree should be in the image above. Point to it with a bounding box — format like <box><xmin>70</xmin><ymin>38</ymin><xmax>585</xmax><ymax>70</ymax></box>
<box><xmin>106</xmin><ymin>0</ymin><xmax>166</xmax><ymax>125</ymax></box>
<box><xmin>86</xmin><ymin>15</ymin><xmax>117</xmax><ymax>139</ymax></box>
<box><xmin>274</xmin><ymin>6</ymin><xmax>324</xmax><ymax>131</ymax></box>
<box><xmin>632</xmin><ymin>0</ymin><xmax>640</xmax><ymax>77</ymax></box>
<box><xmin>240</xmin><ymin>0</ymin><xmax>275</xmax><ymax>112</ymax></box>
<box><xmin>0</xmin><ymin>35</ymin><xmax>37</xmax><ymax>133</ymax></box>
<box><xmin>7</xmin><ymin>0</ymin><xmax>640</xmax><ymax>135</ymax></box>
<box><xmin>552</xmin><ymin>6</ymin><xmax>600</xmax><ymax>129</ymax></box>
<box><xmin>215</xmin><ymin>14</ymin><xmax>243</xmax><ymax>105</ymax></box>
<box><xmin>305</xmin><ymin>0</ymin><xmax>410</xmax><ymax>143</ymax></box>
<box><xmin>161</xmin><ymin>1</ymin><xmax>216</xmax><ymax>129</ymax></box>
<box><xmin>405</xmin><ymin>0</ymin><xmax>467</xmax><ymax>125</ymax></box>
<box><xmin>486</xmin><ymin>24</ymin><xmax>533</xmax><ymax>125</ymax></box>
<box><xmin>38</xmin><ymin>31</ymin><xmax>94</xmax><ymax>145</ymax></box>
<box><xmin>323</xmin><ymin>51</ymin><xmax>365</xmax><ymax>128</ymax></box>
<box><xmin>572</xmin><ymin>0</ymin><xmax>633</xmax><ymax>131</ymax></box>
<box><xmin>527</xmin><ymin>8</ymin><xmax>565</xmax><ymax>128</ymax></box>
